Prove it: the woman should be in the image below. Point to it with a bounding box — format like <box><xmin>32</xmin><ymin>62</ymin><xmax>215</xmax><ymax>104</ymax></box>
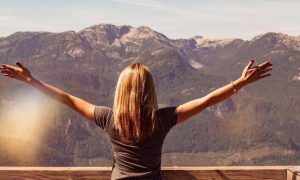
<box><xmin>0</xmin><ymin>60</ymin><xmax>272</xmax><ymax>179</ymax></box>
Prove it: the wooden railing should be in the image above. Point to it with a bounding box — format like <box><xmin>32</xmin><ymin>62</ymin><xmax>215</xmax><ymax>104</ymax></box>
<box><xmin>0</xmin><ymin>166</ymin><xmax>299</xmax><ymax>179</ymax></box>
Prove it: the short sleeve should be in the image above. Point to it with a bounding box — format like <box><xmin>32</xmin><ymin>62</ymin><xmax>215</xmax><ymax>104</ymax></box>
<box><xmin>94</xmin><ymin>105</ymin><xmax>112</xmax><ymax>131</ymax></box>
<box><xmin>157</xmin><ymin>106</ymin><xmax>178</xmax><ymax>133</ymax></box>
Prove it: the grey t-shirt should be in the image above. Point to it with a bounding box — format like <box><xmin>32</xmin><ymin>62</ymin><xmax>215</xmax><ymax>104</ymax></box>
<box><xmin>94</xmin><ymin>105</ymin><xmax>178</xmax><ymax>180</ymax></box>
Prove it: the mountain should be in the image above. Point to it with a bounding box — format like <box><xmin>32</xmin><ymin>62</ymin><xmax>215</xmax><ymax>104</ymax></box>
<box><xmin>0</xmin><ymin>24</ymin><xmax>299</xmax><ymax>166</ymax></box>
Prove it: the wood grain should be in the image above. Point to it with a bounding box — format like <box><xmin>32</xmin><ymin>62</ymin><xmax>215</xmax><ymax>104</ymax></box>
<box><xmin>0</xmin><ymin>166</ymin><xmax>298</xmax><ymax>180</ymax></box>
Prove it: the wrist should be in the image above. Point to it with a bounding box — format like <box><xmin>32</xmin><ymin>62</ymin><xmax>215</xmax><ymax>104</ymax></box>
<box><xmin>26</xmin><ymin>76</ymin><xmax>37</xmax><ymax>85</ymax></box>
<box><xmin>233</xmin><ymin>78</ymin><xmax>247</xmax><ymax>91</ymax></box>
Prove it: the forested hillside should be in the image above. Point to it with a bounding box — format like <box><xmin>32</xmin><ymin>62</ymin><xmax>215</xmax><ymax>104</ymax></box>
<box><xmin>0</xmin><ymin>24</ymin><xmax>299</xmax><ymax>166</ymax></box>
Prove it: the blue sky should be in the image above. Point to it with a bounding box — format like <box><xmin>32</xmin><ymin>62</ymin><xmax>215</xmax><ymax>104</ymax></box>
<box><xmin>0</xmin><ymin>0</ymin><xmax>299</xmax><ymax>39</ymax></box>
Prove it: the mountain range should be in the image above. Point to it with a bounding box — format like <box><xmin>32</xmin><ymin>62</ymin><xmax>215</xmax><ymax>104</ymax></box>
<box><xmin>0</xmin><ymin>23</ymin><xmax>299</xmax><ymax>166</ymax></box>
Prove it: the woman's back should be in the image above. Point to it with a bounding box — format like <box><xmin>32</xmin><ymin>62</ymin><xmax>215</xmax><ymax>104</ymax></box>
<box><xmin>94</xmin><ymin>105</ymin><xmax>178</xmax><ymax>180</ymax></box>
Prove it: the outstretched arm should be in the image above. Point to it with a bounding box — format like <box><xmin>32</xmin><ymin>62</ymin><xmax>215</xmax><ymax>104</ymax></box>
<box><xmin>0</xmin><ymin>62</ymin><xmax>95</xmax><ymax>122</ymax></box>
<box><xmin>175</xmin><ymin>60</ymin><xmax>273</xmax><ymax>124</ymax></box>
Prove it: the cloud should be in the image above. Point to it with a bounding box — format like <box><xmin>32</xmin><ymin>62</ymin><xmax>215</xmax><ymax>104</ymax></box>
<box><xmin>112</xmin><ymin>0</ymin><xmax>163</xmax><ymax>8</ymax></box>
<box><xmin>0</xmin><ymin>15</ymin><xmax>17</xmax><ymax>21</ymax></box>
<box><xmin>112</xmin><ymin>0</ymin><xmax>216</xmax><ymax>20</ymax></box>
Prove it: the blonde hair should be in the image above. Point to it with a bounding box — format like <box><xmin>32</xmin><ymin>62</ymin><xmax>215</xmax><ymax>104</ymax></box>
<box><xmin>112</xmin><ymin>63</ymin><xmax>158</xmax><ymax>143</ymax></box>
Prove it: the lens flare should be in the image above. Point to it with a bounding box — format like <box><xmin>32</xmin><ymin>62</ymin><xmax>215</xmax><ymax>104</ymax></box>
<box><xmin>0</xmin><ymin>89</ymin><xmax>61</xmax><ymax>165</ymax></box>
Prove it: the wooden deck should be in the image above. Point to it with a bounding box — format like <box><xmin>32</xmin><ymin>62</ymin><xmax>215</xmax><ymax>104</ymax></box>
<box><xmin>0</xmin><ymin>166</ymin><xmax>299</xmax><ymax>179</ymax></box>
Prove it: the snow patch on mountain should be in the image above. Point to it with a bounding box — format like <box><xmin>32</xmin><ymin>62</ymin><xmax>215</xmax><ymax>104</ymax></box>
<box><xmin>67</xmin><ymin>47</ymin><xmax>85</xmax><ymax>59</ymax></box>
<box><xmin>293</xmin><ymin>74</ymin><xmax>300</xmax><ymax>81</ymax></box>
<box><xmin>118</xmin><ymin>26</ymin><xmax>168</xmax><ymax>45</ymax></box>
<box><xmin>293</xmin><ymin>67</ymin><xmax>300</xmax><ymax>81</ymax></box>
<box><xmin>190</xmin><ymin>59</ymin><xmax>203</xmax><ymax>69</ymax></box>
<box><xmin>193</xmin><ymin>36</ymin><xmax>235</xmax><ymax>48</ymax></box>
<box><xmin>181</xmin><ymin>87</ymin><xmax>196</xmax><ymax>96</ymax></box>
<box><xmin>151</xmin><ymin>48</ymin><xmax>164</xmax><ymax>56</ymax></box>
<box><xmin>281</xmin><ymin>36</ymin><xmax>300</xmax><ymax>51</ymax></box>
<box><xmin>121</xmin><ymin>27</ymin><xmax>155</xmax><ymax>42</ymax></box>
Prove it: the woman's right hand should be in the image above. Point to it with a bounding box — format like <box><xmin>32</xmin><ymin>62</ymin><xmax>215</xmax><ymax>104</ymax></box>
<box><xmin>239</xmin><ymin>60</ymin><xmax>272</xmax><ymax>85</ymax></box>
<box><xmin>0</xmin><ymin>61</ymin><xmax>34</xmax><ymax>83</ymax></box>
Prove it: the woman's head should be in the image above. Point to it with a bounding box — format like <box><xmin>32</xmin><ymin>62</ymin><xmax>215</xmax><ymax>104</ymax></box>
<box><xmin>113</xmin><ymin>63</ymin><xmax>158</xmax><ymax>143</ymax></box>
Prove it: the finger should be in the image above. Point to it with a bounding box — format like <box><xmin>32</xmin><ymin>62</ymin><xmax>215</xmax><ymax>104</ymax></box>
<box><xmin>1</xmin><ymin>67</ymin><xmax>14</xmax><ymax>71</ymax></box>
<box><xmin>1</xmin><ymin>68</ymin><xmax>15</xmax><ymax>73</ymax></box>
<box><xmin>16</xmin><ymin>61</ymin><xmax>25</xmax><ymax>69</ymax></box>
<box><xmin>2</xmin><ymin>64</ymin><xmax>19</xmax><ymax>71</ymax></box>
<box><xmin>1</xmin><ymin>70</ymin><xmax>12</xmax><ymax>74</ymax></box>
<box><xmin>248</xmin><ymin>69</ymin><xmax>256</xmax><ymax>76</ymax></box>
<box><xmin>260</xmin><ymin>67</ymin><xmax>272</xmax><ymax>74</ymax></box>
<box><xmin>259</xmin><ymin>73</ymin><xmax>271</xmax><ymax>79</ymax></box>
<box><xmin>0</xmin><ymin>65</ymin><xmax>7</xmax><ymax>70</ymax></box>
<box><xmin>258</xmin><ymin>61</ymin><xmax>272</xmax><ymax>69</ymax></box>
<box><xmin>249</xmin><ymin>65</ymin><xmax>260</xmax><ymax>71</ymax></box>
<box><xmin>250</xmin><ymin>63</ymin><xmax>272</xmax><ymax>72</ymax></box>
<box><xmin>246</xmin><ymin>60</ymin><xmax>255</xmax><ymax>70</ymax></box>
<box><xmin>259</xmin><ymin>66</ymin><xmax>272</xmax><ymax>71</ymax></box>
<box><xmin>2</xmin><ymin>73</ymin><xmax>13</xmax><ymax>77</ymax></box>
<box><xmin>248</xmin><ymin>68</ymin><xmax>255</xmax><ymax>73</ymax></box>
<box><xmin>258</xmin><ymin>61</ymin><xmax>269</xmax><ymax>67</ymax></box>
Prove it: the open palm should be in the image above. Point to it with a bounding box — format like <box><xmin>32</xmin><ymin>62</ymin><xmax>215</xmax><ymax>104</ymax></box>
<box><xmin>241</xmin><ymin>60</ymin><xmax>272</xmax><ymax>84</ymax></box>
<box><xmin>0</xmin><ymin>62</ymin><xmax>33</xmax><ymax>83</ymax></box>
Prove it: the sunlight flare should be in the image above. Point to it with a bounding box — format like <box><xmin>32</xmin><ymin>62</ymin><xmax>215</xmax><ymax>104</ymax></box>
<box><xmin>0</xmin><ymin>90</ymin><xmax>61</xmax><ymax>164</ymax></box>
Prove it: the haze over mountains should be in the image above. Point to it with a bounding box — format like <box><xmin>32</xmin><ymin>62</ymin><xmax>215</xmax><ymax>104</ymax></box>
<box><xmin>0</xmin><ymin>24</ymin><xmax>299</xmax><ymax>166</ymax></box>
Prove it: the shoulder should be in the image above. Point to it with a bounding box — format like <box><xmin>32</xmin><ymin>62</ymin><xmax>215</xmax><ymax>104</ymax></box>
<box><xmin>157</xmin><ymin>106</ymin><xmax>178</xmax><ymax>132</ymax></box>
<box><xmin>94</xmin><ymin>106</ymin><xmax>112</xmax><ymax>119</ymax></box>
<box><xmin>94</xmin><ymin>106</ymin><xmax>112</xmax><ymax>130</ymax></box>
<box><xmin>157</xmin><ymin>106</ymin><xmax>178</xmax><ymax>118</ymax></box>
<box><xmin>94</xmin><ymin>105</ymin><xmax>112</xmax><ymax>113</ymax></box>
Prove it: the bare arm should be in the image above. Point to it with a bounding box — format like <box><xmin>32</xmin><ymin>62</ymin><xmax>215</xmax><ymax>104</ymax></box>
<box><xmin>175</xmin><ymin>60</ymin><xmax>273</xmax><ymax>124</ymax></box>
<box><xmin>0</xmin><ymin>62</ymin><xmax>95</xmax><ymax>122</ymax></box>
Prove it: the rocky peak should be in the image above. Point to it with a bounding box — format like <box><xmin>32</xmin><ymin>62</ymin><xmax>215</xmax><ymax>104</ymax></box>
<box><xmin>251</xmin><ymin>32</ymin><xmax>288</xmax><ymax>43</ymax></box>
<box><xmin>118</xmin><ymin>26</ymin><xmax>169</xmax><ymax>45</ymax></box>
<box><xmin>78</xmin><ymin>24</ymin><xmax>168</xmax><ymax>48</ymax></box>
<box><xmin>78</xmin><ymin>24</ymin><xmax>132</xmax><ymax>47</ymax></box>
<box><xmin>192</xmin><ymin>36</ymin><xmax>237</xmax><ymax>48</ymax></box>
<box><xmin>251</xmin><ymin>32</ymin><xmax>300</xmax><ymax>51</ymax></box>
<box><xmin>80</xmin><ymin>23</ymin><xmax>131</xmax><ymax>36</ymax></box>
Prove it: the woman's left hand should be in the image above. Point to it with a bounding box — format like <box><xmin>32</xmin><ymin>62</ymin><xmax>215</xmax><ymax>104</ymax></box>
<box><xmin>240</xmin><ymin>60</ymin><xmax>273</xmax><ymax>85</ymax></box>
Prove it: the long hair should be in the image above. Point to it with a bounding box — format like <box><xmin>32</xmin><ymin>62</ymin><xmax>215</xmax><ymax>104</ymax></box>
<box><xmin>112</xmin><ymin>63</ymin><xmax>158</xmax><ymax>144</ymax></box>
